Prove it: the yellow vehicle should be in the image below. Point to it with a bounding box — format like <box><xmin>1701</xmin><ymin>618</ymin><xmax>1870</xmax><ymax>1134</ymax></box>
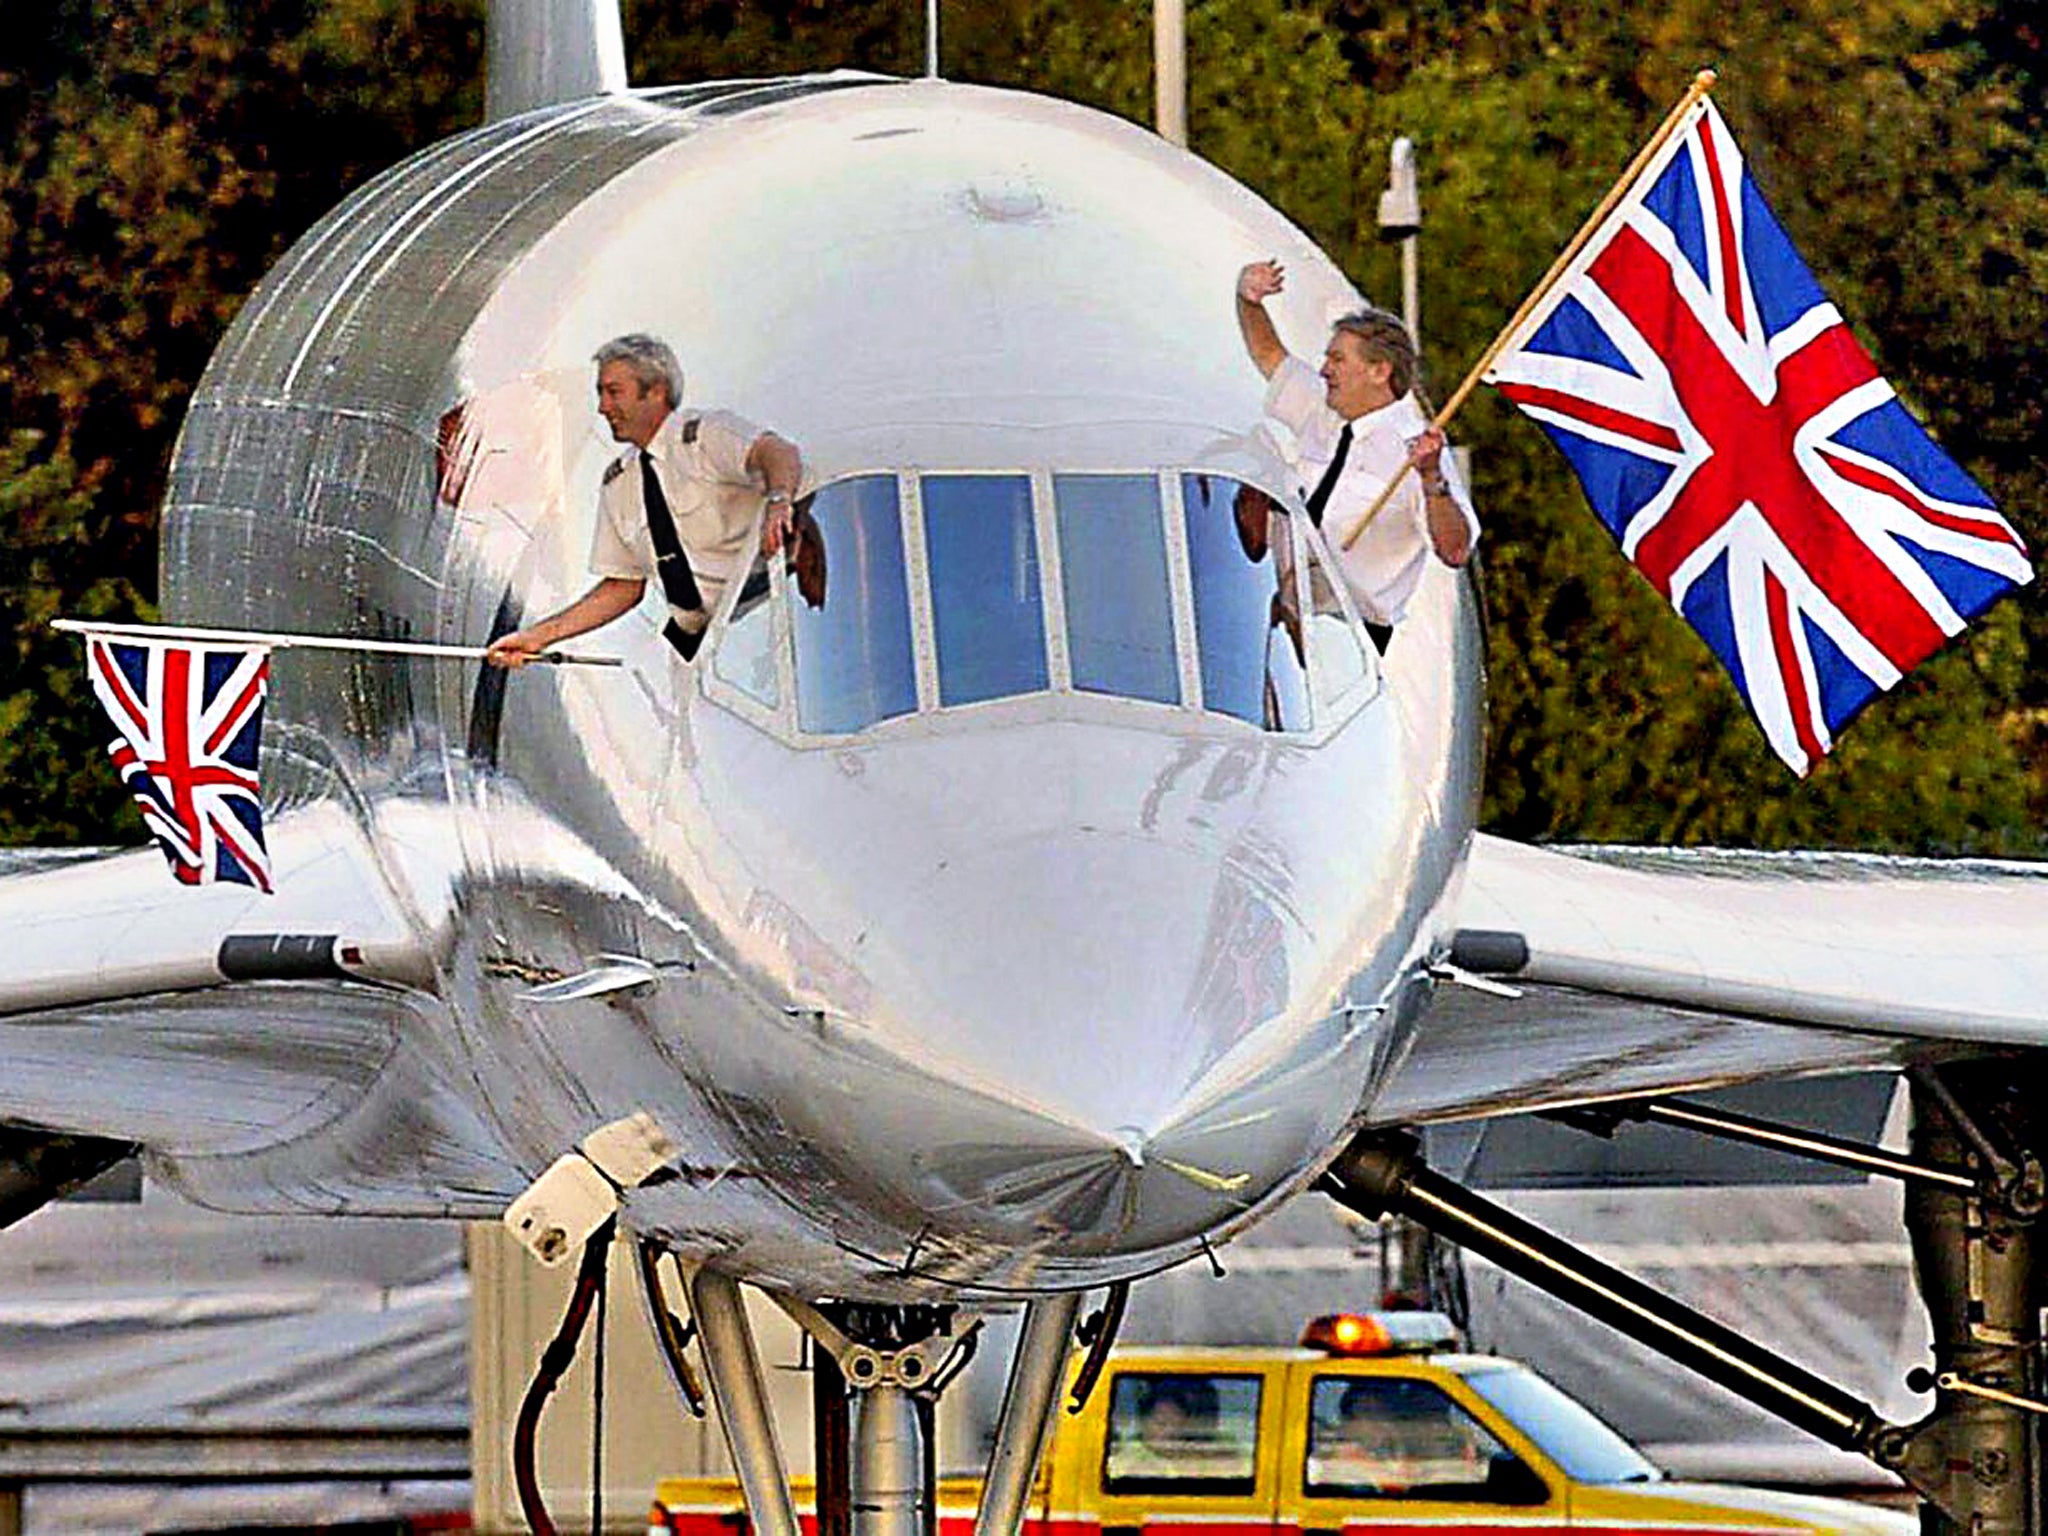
<box><xmin>652</xmin><ymin>1315</ymin><xmax>1912</xmax><ymax>1536</ymax></box>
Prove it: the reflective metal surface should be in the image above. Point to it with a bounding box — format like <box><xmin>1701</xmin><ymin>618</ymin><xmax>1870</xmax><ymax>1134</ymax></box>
<box><xmin>2</xmin><ymin>69</ymin><xmax>2040</xmax><ymax>1307</ymax></box>
<box><xmin>484</xmin><ymin>0</ymin><xmax>626</xmax><ymax>123</ymax></box>
<box><xmin>10</xmin><ymin>77</ymin><xmax>1476</xmax><ymax>1295</ymax></box>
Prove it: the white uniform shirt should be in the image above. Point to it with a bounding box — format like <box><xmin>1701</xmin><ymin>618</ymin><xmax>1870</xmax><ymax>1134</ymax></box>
<box><xmin>589</xmin><ymin>407</ymin><xmax>763</xmax><ymax>631</ymax></box>
<box><xmin>1264</xmin><ymin>355</ymin><xmax>1479</xmax><ymax>625</ymax></box>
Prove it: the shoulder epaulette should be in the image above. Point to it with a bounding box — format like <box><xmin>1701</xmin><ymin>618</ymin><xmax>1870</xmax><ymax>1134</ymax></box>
<box><xmin>602</xmin><ymin>455</ymin><xmax>629</xmax><ymax>485</ymax></box>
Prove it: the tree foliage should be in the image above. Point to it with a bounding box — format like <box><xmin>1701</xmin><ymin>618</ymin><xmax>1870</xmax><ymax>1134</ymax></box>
<box><xmin>1</xmin><ymin>0</ymin><xmax>2041</xmax><ymax>853</ymax></box>
<box><xmin>0</xmin><ymin>0</ymin><xmax>482</xmax><ymax>842</ymax></box>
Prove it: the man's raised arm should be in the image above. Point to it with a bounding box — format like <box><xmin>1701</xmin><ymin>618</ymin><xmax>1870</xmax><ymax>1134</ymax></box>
<box><xmin>1235</xmin><ymin>260</ymin><xmax>1289</xmax><ymax>379</ymax></box>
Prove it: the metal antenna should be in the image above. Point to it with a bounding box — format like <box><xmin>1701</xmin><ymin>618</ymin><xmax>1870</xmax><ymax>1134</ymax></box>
<box><xmin>925</xmin><ymin>0</ymin><xmax>940</xmax><ymax>77</ymax></box>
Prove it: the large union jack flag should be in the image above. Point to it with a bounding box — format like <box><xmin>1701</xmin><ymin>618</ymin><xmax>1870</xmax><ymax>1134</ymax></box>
<box><xmin>1485</xmin><ymin>98</ymin><xmax>2032</xmax><ymax>774</ymax></box>
<box><xmin>85</xmin><ymin>636</ymin><xmax>274</xmax><ymax>892</ymax></box>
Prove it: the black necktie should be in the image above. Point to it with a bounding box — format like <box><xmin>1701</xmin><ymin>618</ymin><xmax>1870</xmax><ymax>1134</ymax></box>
<box><xmin>1303</xmin><ymin>422</ymin><xmax>1353</xmax><ymax>527</ymax></box>
<box><xmin>640</xmin><ymin>453</ymin><xmax>703</xmax><ymax>612</ymax></box>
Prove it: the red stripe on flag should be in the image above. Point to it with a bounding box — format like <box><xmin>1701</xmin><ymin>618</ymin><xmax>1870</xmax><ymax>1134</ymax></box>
<box><xmin>1695</xmin><ymin>118</ymin><xmax>1747</xmax><ymax>340</ymax></box>
<box><xmin>91</xmin><ymin>639</ymin><xmax>151</xmax><ymax>737</ymax></box>
<box><xmin>1818</xmin><ymin>449</ymin><xmax>2027</xmax><ymax>552</ymax></box>
<box><xmin>161</xmin><ymin>648</ymin><xmax>202</xmax><ymax>854</ymax></box>
<box><xmin>209</xmin><ymin>809</ymin><xmax>273</xmax><ymax>894</ymax></box>
<box><xmin>1764</xmin><ymin>568</ymin><xmax>1823</xmax><ymax>770</ymax></box>
<box><xmin>204</xmin><ymin>660</ymin><xmax>267</xmax><ymax>756</ymax></box>
<box><xmin>1496</xmin><ymin>383</ymin><xmax>1685</xmax><ymax>452</ymax></box>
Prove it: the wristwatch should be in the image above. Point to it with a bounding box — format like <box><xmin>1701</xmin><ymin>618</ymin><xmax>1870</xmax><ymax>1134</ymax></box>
<box><xmin>765</xmin><ymin>490</ymin><xmax>793</xmax><ymax>505</ymax></box>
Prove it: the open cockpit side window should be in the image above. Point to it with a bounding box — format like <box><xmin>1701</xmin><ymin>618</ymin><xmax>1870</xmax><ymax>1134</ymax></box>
<box><xmin>1181</xmin><ymin>474</ymin><xmax>1309</xmax><ymax>733</ymax></box>
<box><xmin>706</xmin><ymin>469</ymin><xmax>1379</xmax><ymax>742</ymax></box>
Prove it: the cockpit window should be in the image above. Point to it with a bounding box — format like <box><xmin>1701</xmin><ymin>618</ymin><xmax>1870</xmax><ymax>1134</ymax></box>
<box><xmin>707</xmin><ymin>469</ymin><xmax>1378</xmax><ymax>741</ymax></box>
<box><xmin>1181</xmin><ymin>474</ymin><xmax>1310</xmax><ymax>732</ymax></box>
<box><xmin>1054</xmin><ymin>475</ymin><xmax>1181</xmax><ymax>707</ymax></box>
<box><xmin>922</xmin><ymin>474</ymin><xmax>1050</xmax><ymax>707</ymax></box>
<box><xmin>787</xmin><ymin>475</ymin><xmax>918</xmax><ymax>734</ymax></box>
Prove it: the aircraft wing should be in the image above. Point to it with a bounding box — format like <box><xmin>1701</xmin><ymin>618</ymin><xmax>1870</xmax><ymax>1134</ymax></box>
<box><xmin>0</xmin><ymin>816</ymin><xmax>519</xmax><ymax>1216</ymax></box>
<box><xmin>1373</xmin><ymin>833</ymin><xmax>2048</xmax><ymax>1125</ymax></box>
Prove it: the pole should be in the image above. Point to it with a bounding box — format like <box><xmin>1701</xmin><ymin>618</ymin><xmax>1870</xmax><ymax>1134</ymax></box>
<box><xmin>51</xmin><ymin>618</ymin><xmax>621</xmax><ymax>667</ymax></box>
<box><xmin>1401</xmin><ymin>233</ymin><xmax>1419</xmax><ymax>355</ymax></box>
<box><xmin>1154</xmin><ymin>0</ymin><xmax>1186</xmax><ymax>147</ymax></box>
<box><xmin>925</xmin><ymin>0</ymin><xmax>939</xmax><ymax>78</ymax></box>
<box><xmin>1339</xmin><ymin>68</ymin><xmax>1718</xmax><ymax>552</ymax></box>
<box><xmin>853</xmin><ymin>1385</ymin><xmax>924</xmax><ymax>1536</ymax></box>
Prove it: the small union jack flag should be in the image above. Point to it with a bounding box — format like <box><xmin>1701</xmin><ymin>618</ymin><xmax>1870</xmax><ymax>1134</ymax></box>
<box><xmin>1486</xmin><ymin>98</ymin><xmax>2032</xmax><ymax>774</ymax></box>
<box><xmin>85</xmin><ymin>635</ymin><xmax>274</xmax><ymax>892</ymax></box>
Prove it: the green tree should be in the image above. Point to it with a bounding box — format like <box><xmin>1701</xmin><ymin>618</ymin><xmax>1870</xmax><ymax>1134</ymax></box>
<box><xmin>1315</xmin><ymin>0</ymin><xmax>2045</xmax><ymax>851</ymax></box>
<box><xmin>0</xmin><ymin>0</ymin><xmax>483</xmax><ymax>844</ymax></box>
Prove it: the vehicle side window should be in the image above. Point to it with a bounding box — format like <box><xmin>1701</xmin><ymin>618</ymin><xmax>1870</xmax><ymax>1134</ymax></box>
<box><xmin>787</xmin><ymin>476</ymin><xmax>918</xmax><ymax>734</ymax></box>
<box><xmin>1102</xmin><ymin>1371</ymin><xmax>1262</xmax><ymax>1496</ymax></box>
<box><xmin>1181</xmin><ymin>475</ymin><xmax>1308</xmax><ymax>731</ymax></box>
<box><xmin>922</xmin><ymin>474</ymin><xmax>1049</xmax><ymax>707</ymax></box>
<box><xmin>1304</xmin><ymin>1375</ymin><xmax>1541</xmax><ymax>1505</ymax></box>
<box><xmin>1053</xmin><ymin>474</ymin><xmax>1180</xmax><ymax>706</ymax></box>
<box><xmin>1458</xmin><ymin>1364</ymin><xmax>1658</xmax><ymax>1485</ymax></box>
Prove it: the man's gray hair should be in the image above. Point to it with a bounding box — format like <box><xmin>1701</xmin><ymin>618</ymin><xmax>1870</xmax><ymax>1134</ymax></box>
<box><xmin>593</xmin><ymin>333</ymin><xmax>682</xmax><ymax>406</ymax></box>
<box><xmin>1330</xmin><ymin>307</ymin><xmax>1421</xmax><ymax>403</ymax></box>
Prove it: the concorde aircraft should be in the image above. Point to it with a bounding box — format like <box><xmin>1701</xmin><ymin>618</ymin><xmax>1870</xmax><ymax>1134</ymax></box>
<box><xmin>4</xmin><ymin>4</ymin><xmax>2046</xmax><ymax>1535</ymax></box>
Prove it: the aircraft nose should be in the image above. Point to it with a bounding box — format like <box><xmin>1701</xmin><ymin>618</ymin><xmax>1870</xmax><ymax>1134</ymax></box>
<box><xmin>775</xmin><ymin>829</ymin><xmax>1371</xmax><ymax>1267</ymax></box>
<box><xmin>870</xmin><ymin>832</ymin><xmax>1289</xmax><ymax>1127</ymax></box>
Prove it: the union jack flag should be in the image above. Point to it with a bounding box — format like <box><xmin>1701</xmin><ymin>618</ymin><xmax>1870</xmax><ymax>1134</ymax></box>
<box><xmin>1485</xmin><ymin>98</ymin><xmax>2032</xmax><ymax>774</ymax></box>
<box><xmin>85</xmin><ymin>636</ymin><xmax>273</xmax><ymax>892</ymax></box>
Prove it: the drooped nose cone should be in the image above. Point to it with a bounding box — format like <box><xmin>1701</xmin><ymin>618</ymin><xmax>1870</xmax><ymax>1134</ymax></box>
<box><xmin>854</xmin><ymin>829</ymin><xmax>1376</xmax><ymax>1262</ymax></box>
<box><xmin>862</xmin><ymin>829</ymin><xmax>1296</xmax><ymax>1132</ymax></box>
<box><xmin>689</xmin><ymin>718</ymin><xmax>1391</xmax><ymax>1279</ymax></box>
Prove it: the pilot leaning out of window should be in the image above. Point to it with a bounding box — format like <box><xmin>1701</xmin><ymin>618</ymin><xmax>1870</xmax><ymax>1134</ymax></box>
<box><xmin>486</xmin><ymin>332</ymin><xmax>806</xmax><ymax>667</ymax></box>
<box><xmin>1234</xmin><ymin>262</ymin><xmax>1479</xmax><ymax>653</ymax></box>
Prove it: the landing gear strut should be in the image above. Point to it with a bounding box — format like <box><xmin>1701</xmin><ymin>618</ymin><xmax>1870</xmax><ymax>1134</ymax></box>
<box><xmin>1900</xmin><ymin>1066</ymin><xmax>2046</xmax><ymax>1536</ymax></box>
<box><xmin>1321</xmin><ymin>1065</ymin><xmax>2048</xmax><ymax>1536</ymax></box>
<box><xmin>681</xmin><ymin>1279</ymin><xmax>1082</xmax><ymax>1536</ymax></box>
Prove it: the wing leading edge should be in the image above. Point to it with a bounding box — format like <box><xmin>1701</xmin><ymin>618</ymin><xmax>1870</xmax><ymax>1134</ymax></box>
<box><xmin>1370</xmin><ymin>835</ymin><xmax>2046</xmax><ymax>1125</ymax></box>
<box><xmin>0</xmin><ymin>813</ymin><xmax>519</xmax><ymax>1216</ymax></box>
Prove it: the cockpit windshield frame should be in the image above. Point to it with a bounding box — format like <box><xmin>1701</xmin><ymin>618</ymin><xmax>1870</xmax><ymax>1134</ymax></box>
<box><xmin>701</xmin><ymin>468</ymin><xmax>1382</xmax><ymax>746</ymax></box>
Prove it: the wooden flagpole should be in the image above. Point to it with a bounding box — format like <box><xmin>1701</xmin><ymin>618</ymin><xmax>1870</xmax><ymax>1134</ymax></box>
<box><xmin>1339</xmin><ymin>67</ymin><xmax>1719</xmax><ymax>552</ymax></box>
<box><xmin>52</xmin><ymin>618</ymin><xmax>623</xmax><ymax>667</ymax></box>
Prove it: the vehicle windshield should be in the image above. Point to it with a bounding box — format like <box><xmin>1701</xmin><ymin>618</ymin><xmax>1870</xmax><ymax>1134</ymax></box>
<box><xmin>1459</xmin><ymin>1365</ymin><xmax>1662</xmax><ymax>1485</ymax></box>
<box><xmin>710</xmin><ymin>468</ymin><xmax>1378</xmax><ymax>740</ymax></box>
